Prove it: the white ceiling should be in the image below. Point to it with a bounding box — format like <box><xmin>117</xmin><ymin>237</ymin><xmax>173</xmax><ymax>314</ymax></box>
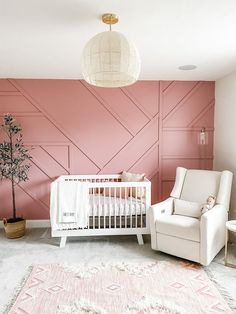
<box><xmin>1</xmin><ymin>0</ymin><xmax>236</xmax><ymax>81</ymax></box>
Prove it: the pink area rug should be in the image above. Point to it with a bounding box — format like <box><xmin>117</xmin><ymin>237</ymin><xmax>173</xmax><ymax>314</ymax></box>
<box><xmin>7</xmin><ymin>261</ymin><xmax>234</xmax><ymax>314</ymax></box>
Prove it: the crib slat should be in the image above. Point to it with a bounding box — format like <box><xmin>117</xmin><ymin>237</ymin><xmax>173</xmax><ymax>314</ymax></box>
<box><xmin>114</xmin><ymin>186</ymin><xmax>117</xmax><ymax>229</ymax></box>
<box><xmin>135</xmin><ymin>187</ymin><xmax>138</xmax><ymax>229</ymax></box>
<box><xmin>125</xmin><ymin>187</ymin><xmax>127</xmax><ymax>229</ymax></box>
<box><xmin>109</xmin><ymin>187</ymin><xmax>111</xmax><ymax>229</ymax></box>
<box><xmin>145</xmin><ymin>186</ymin><xmax>148</xmax><ymax>227</ymax></box>
<box><xmin>103</xmin><ymin>186</ymin><xmax>106</xmax><ymax>229</ymax></box>
<box><xmin>98</xmin><ymin>187</ymin><xmax>101</xmax><ymax>229</ymax></box>
<box><xmin>87</xmin><ymin>181</ymin><xmax>90</xmax><ymax>230</ymax></box>
<box><xmin>93</xmin><ymin>187</ymin><xmax>95</xmax><ymax>229</ymax></box>
<box><xmin>140</xmin><ymin>187</ymin><xmax>143</xmax><ymax>228</ymax></box>
<box><xmin>130</xmin><ymin>188</ymin><xmax>132</xmax><ymax>228</ymax></box>
<box><xmin>119</xmin><ymin>187</ymin><xmax>122</xmax><ymax>228</ymax></box>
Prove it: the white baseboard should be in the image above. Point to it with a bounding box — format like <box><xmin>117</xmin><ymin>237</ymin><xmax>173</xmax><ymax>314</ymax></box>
<box><xmin>0</xmin><ymin>219</ymin><xmax>51</xmax><ymax>228</ymax></box>
<box><xmin>27</xmin><ymin>220</ymin><xmax>51</xmax><ymax>228</ymax></box>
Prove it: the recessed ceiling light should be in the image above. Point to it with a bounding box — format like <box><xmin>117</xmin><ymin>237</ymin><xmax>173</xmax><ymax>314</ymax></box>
<box><xmin>178</xmin><ymin>65</ymin><xmax>197</xmax><ymax>71</ymax></box>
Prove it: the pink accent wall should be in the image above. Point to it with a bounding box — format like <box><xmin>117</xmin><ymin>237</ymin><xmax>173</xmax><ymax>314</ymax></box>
<box><xmin>0</xmin><ymin>79</ymin><xmax>215</xmax><ymax>219</ymax></box>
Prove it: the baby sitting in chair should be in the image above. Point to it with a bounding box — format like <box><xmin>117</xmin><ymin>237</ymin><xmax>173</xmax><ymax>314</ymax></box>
<box><xmin>201</xmin><ymin>195</ymin><xmax>216</xmax><ymax>214</ymax></box>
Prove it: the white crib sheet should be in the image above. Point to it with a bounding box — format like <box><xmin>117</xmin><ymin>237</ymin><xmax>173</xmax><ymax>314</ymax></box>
<box><xmin>88</xmin><ymin>194</ymin><xmax>146</xmax><ymax>216</ymax></box>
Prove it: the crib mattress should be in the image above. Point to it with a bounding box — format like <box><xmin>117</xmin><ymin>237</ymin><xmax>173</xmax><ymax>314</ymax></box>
<box><xmin>88</xmin><ymin>194</ymin><xmax>146</xmax><ymax>216</ymax></box>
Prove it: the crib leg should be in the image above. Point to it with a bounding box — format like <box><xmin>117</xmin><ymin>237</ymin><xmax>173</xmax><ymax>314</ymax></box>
<box><xmin>137</xmin><ymin>234</ymin><xmax>144</xmax><ymax>245</ymax></box>
<box><xmin>60</xmin><ymin>236</ymin><xmax>67</xmax><ymax>248</ymax></box>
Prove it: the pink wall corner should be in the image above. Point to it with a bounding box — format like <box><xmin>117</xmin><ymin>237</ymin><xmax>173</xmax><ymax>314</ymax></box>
<box><xmin>0</xmin><ymin>79</ymin><xmax>215</xmax><ymax>219</ymax></box>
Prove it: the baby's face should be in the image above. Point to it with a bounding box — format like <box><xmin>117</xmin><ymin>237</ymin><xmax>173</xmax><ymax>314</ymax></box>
<box><xmin>208</xmin><ymin>197</ymin><xmax>215</xmax><ymax>206</ymax></box>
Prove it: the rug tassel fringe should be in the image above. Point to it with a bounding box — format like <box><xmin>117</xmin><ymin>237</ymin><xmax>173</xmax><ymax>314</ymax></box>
<box><xmin>2</xmin><ymin>266</ymin><xmax>33</xmax><ymax>314</ymax></box>
<box><xmin>204</xmin><ymin>266</ymin><xmax>236</xmax><ymax>311</ymax></box>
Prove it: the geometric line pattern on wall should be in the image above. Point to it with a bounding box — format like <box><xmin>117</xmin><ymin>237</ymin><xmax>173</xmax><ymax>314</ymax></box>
<box><xmin>0</xmin><ymin>79</ymin><xmax>18</xmax><ymax>92</ymax></box>
<box><xmin>163</xmin><ymin>82</ymin><xmax>214</xmax><ymax>127</ymax></box>
<box><xmin>159</xmin><ymin>81</ymin><xmax>215</xmax><ymax>200</ymax></box>
<box><xmin>12</xmin><ymin>79</ymin><xmax>134</xmax><ymax>169</ymax></box>
<box><xmin>9</xmin><ymin>79</ymin><xmax>100</xmax><ymax>170</ymax></box>
<box><xmin>99</xmin><ymin>115</ymin><xmax>159</xmax><ymax>174</ymax></box>
<box><xmin>82</xmin><ymin>81</ymin><xmax>150</xmax><ymax>136</ymax></box>
<box><xmin>128</xmin><ymin>142</ymin><xmax>159</xmax><ymax>179</ymax></box>
<box><xmin>161</xmin><ymin>81</ymin><xmax>175</xmax><ymax>93</ymax></box>
<box><xmin>0</xmin><ymin>79</ymin><xmax>214</xmax><ymax>219</ymax></box>
<box><xmin>162</xmin><ymin>81</ymin><xmax>199</xmax><ymax>120</ymax></box>
<box><xmin>123</xmin><ymin>81</ymin><xmax>160</xmax><ymax>118</ymax></box>
<box><xmin>30</xmin><ymin>146</ymin><xmax>69</xmax><ymax>178</ymax></box>
<box><xmin>188</xmin><ymin>100</ymin><xmax>214</xmax><ymax>128</ymax></box>
<box><xmin>40</xmin><ymin>145</ymin><xmax>70</xmax><ymax>172</ymax></box>
<box><xmin>0</xmin><ymin>95</ymin><xmax>39</xmax><ymax>113</ymax></box>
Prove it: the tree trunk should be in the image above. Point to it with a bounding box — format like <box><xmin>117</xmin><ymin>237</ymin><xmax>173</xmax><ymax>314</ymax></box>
<box><xmin>9</xmin><ymin>133</ymin><xmax>16</xmax><ymax>220</ymax></box>
<box><xmin>11</xmin><ymin>178</ymin><xmax>16</xmax><ymax>220</ymax></box>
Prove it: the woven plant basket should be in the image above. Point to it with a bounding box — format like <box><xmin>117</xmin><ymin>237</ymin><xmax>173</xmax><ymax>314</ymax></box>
<box><xmin>3</xmin><ymin>218</ymin><xmax>26</xmax><ymax>239</ymax></box>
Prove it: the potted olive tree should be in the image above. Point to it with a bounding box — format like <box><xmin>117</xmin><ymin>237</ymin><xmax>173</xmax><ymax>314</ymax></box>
<box><xmin>0</xmin><ymin>114</ymin><xmax>32</xmax><ymax>238</ymax></box>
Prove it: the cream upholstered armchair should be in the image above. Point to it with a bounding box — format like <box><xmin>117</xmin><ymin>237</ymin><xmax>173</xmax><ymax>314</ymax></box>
<box><xmin>150</xmin><ymin>167</ymin><xmax>233</xmax><ymax>266</ymax></box>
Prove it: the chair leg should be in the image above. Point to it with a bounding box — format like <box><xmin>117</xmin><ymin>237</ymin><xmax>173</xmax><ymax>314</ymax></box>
<box><xmin>60</xmin><ymin>236</ymin><xmax>67</xmax><ymax>248</ymax></box>
<box><xmin>137</xmin><ymin>234</ymin><xmax>144</xmax><ymax>245</ymax></box>
<box><xmin>224</xmin><ymin>228</ymin><xmax>228</xmax><ymax>265</ymax></box>
<box><xmin>224</xmin><ymin>229</ymin><xmax>236</xmax><ymax>268</ymax></box>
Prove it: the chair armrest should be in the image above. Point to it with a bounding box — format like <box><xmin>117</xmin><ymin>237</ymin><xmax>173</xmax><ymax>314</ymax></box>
<box><xmin>150</xmin><ymin>197</ymin><xmax>174</xmax><ymax>221</ymax></box>
<box><xmin>201</xmin><ymin>204</ymin><xmax>227</xmax><ymax>221</ymax></box>
<box><xmin>149</xmin><ymin>197</ymin><xmax>174</xmax><ymax>250</ymax></box>
<box><xmin>200</xmin><ymin>204</ymin><xmax>228</xmax><ymax>265</ymax></box>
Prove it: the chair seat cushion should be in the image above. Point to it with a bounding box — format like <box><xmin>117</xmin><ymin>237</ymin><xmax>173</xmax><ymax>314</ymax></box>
<box><xmin>155</xmin><ymin>214</ymin><xmax>200</xmax><ymax>242</ymax></box>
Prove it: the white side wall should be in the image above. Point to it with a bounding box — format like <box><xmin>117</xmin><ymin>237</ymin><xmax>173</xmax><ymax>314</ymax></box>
<box><xmin>215</xmin><ymin>71</ymin><xmax>236</xmax><ymax>230</ymax></box>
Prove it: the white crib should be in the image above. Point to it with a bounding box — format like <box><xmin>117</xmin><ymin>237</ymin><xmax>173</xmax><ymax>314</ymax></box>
<box><xmin>50</xmin><ymin>174</ymin><xmax>151</xmax><ymax>247</ymax></box>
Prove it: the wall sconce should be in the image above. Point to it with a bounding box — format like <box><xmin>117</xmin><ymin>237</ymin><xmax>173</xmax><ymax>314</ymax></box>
<box><xmin>199</xmin><ymin>127</ymin><xmax>207</xmax><ymax>145</ymax></box>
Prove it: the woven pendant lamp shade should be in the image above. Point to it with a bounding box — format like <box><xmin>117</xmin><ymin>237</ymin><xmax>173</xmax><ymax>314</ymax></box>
<box><xmin>81</xmin><ymin>31</ymin><xmax>141</xmax><ymax>88</ymax></box>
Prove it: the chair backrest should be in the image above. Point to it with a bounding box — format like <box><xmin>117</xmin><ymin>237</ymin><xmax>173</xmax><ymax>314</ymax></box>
<box><xmin>170</xmin><ymin>167</ymin><xmax>233</xmax><ymax>210</ymax></box>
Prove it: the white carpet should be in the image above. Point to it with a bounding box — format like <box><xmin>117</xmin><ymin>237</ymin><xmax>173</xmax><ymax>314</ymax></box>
<box><xmin>0</xmin><ymin>228</ymin><xmax>236</xmax><ymax>313</ymax></box>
